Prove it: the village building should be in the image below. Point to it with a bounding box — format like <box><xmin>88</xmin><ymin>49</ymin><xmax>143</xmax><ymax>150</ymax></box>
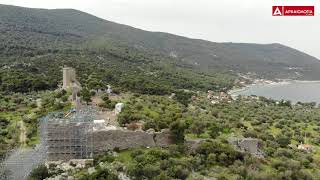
<box><xmin>207</xmin><ymin>90</ymin><xmax>219</xmax><ymax>100</ymax></box>
<box><xmin>191</xmin><ymin>95</ymin><xmax>198</xmax><ymax>101</ymax></box>
<box><xmin>219</xmin><ymin>91</ymin><xmax>231</xmax><ymax>101</ymax></box>
<box><xmin>211</xmin><ymin>100</ymin><xmax>219</xmax><ymax>105</ymax></box>
<box><xmin>297</xmin><ymin>143</ymin><xmax>314</xmax><ymax>153</ymax></box>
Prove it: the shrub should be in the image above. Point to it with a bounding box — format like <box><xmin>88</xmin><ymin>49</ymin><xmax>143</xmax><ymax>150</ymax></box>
<box><xmin>28</xmin><ymin>164</ymin><xmax>49</xmax><ymax>180</ymax></box>
<box><xmin>170</xmin><ymin>120</ymin><xmax>187</xmax><ymax>144</ymax></box>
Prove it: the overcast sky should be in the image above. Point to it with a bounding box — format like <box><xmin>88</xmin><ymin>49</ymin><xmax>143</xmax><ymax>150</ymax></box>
<box><xmin>1</xmin><ymin>0</ymin><xmax>319</xmax><ymax>59</ymax></box>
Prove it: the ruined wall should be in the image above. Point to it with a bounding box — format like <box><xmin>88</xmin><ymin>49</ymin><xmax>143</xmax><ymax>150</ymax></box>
<box><xmin>228</xmin><ymin>138</ymin><xmax>264</xmax><ymax>158</ymax></box>
<box><xmin>93</xmin><ymin>129</ymin><xmax>173</xmax><ymax>153</ymax></box>
<box><xmin>154</xmin><ymin>129</ymin><xmax>174</xmax><ymax>147</ymax></box>
<box><xmin>239</xmin><ymin>139</ymin><xmax>259</xmax><ymax>153</ymax></box>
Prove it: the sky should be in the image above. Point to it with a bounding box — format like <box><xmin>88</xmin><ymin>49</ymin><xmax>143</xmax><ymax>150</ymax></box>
<box><xmin>0</xmin><ymin>0</ymin><xmax>319</xmax><ymax>59</ymax></box>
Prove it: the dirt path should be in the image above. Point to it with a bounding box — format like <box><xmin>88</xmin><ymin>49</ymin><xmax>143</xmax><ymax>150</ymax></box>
<box><xmin>18</xmin><ymin>121</ymin><xmax>27</xmax><ymax>148</ymax></box>
<box><xmin>36</xmin><ymin>98</ymin><xmax>42</xmax><ymax>109</ymax></box>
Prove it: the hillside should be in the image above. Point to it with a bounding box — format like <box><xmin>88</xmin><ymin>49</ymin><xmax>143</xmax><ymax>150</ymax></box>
<box><xmin>1</xmin><ymin>4</ymin><xmax>320</xmax><ymax>82</ymax></box>
<box><xmin>0</xmin><ymin>5</ymin><xmax>238</xmax><ymax>94</ymax></box>
<box><xmin>2</xmin><ymin>4</ymin><xmax>320</xmax><ymax>180</ymax></box>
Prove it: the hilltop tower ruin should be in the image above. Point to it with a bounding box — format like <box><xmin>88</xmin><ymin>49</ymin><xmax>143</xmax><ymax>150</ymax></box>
<box><xmin>62</xmin><ymin>67</ymin><xmax>82</xmax><ymax>106</ymax></box>
<box><xmin>62</xmin><ymin>67</ymin><xmax>77</xmax><ymax>90</ymax></box>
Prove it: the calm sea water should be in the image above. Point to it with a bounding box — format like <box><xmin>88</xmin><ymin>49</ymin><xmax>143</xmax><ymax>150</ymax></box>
<box><xmin>231</xmin><ymin>81</ymin><xmax>320</xmax><ymax>103</ymax></box>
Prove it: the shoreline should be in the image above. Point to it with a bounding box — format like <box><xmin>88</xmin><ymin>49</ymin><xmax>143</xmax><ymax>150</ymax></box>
<box><xmin>228</xmin><ymin>79</ymin><xmax>320</xmax><ymax>95</ymax></box>
<box><xmin>291</xmin><ymin>80</ymin><xmax>320</xmax><ymax>83</ymax></box>
<box><xmin>228</xmin><ymin>80</ymin><xmax>288</xmax><ymax>95</ymax></box>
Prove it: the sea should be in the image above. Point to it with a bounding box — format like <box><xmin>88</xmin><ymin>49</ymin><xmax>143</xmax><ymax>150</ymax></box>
<box><xmin>230</xmin><ymin>81</ymin><xmax>320</xmax><ymax>104</ymax></box>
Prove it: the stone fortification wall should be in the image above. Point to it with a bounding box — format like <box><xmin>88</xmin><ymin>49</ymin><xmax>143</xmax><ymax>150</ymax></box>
<box><xmin>93</xmin><ymin>129</ymin><xmax>173</xmax><ymax>153</ymax></box>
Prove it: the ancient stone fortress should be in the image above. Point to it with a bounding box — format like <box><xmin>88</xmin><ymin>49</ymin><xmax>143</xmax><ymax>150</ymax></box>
<box><xmin>39</xmin><ymin>67</ymin><xmax>174</xmax><ymax>162</ymax></box>
<box><xmin>40</xmin><ymin>107</ymin><xmax>173</xmax><ymax>161</ymax></box>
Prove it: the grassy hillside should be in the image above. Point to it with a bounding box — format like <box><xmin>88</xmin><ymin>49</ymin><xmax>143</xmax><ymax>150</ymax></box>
<box><xmin>1</xmin><ymin>4</ymin><xmax>320</xmax><ymax>81</ymax></box>
<box><xmin>2</xmin><ymin>4</ymin><xmax>320</xmax><ymax>180</ymax></box>
<box><xmin>0</xmin><ymin>4</ymin><xmax>236</xmax><ymax>94</ymax></box>
<box><xmin>29</xmin><ymin>94</ymin><xmax>320</xmax><ymax>179</ymax></box>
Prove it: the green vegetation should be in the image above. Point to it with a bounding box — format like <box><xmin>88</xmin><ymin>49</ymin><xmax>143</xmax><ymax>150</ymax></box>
<box><xmin>118</xmin><ymin>95</ymin><xmax>184</xmax><ymax>130</ymax></box>
<box><xmin>1</xmin><ymin>4</ymin><xmax>320</xmax><ymax>81</ymax></box>
<box><xmin>0</xmin><ymin>4</ymin><xmax>234</xmax><ymax>95</ymax></box>
<box><xmin>99</xmin><ymin>94</ymin><xmax>117</xmax><ymax>109</ymax></box>
<box><xmin>109</xmin><ymin>94</ymin><xmax>320</xmax><ymax>179</ymax></box>
<box><xmin>28</xmin><ymin>164</ymin><xmax>50</xmax><ymax>180</ymax></box>
<box><xmin>0</xmin><ymin>50</ymin><xmax>234</xmax><ymax>95</ymax></box>
<box><xmin>0</xmin><ymin>90</ymin><xmax>70</xmax><ymax>157</ymax></box>
<box><xmin>19</xmin><ymin>92</ymin><xmax>320</xmax><ymax>179</ymax></box>
<box><xmin>2</xmin><ymin>4</ymin><xmax>320</xmax><ymax>180</ymax></box>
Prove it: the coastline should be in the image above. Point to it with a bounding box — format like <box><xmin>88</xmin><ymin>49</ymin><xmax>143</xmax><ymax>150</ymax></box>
<box><xmin>228</xmin><ymin>79</ymin><xmax>320</xmax><ymax>95</ymax></box>
<box><xmin>291</xmin><ymin>80</ymin><xmax>320</xmax><ymax>83</ymax></box>
<box><xmin>228</xmin><ymin>79</ymin><xmax>291</xmax><ymax>95</ymax></box>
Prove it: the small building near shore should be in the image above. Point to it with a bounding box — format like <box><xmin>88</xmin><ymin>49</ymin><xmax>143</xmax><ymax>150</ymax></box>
<box><xmin>298</xmin><ymin>143</ymin><xmax>314</xmax><ymax>152</ymax></box>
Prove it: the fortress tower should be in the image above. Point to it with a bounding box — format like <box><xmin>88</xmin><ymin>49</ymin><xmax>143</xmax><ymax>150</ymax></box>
<box><xmin>62</xmin><ymin>67</ymin><xmax>76</xmax><ymax>90</ymax></box>
<box><xmin>62</xmin><ymin>66</ymin><xmax>82</xmax><ymax>102</ymax></box>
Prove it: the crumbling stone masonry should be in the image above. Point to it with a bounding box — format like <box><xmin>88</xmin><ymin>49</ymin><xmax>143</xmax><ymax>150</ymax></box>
<box><xmin>229</xmin><ymin>138</ymin><xmax>264</xmax><ymax>158</ymax></box>
<box><xmin>43</xmin><ymin>114</ymin><xmax>174</xmax><ymax>161</ymax></box>
<box><xmin>153</xmin><ymin>129</ymin><xmax>174</xmax><ymax>147</ymax></box>
<box><xmin>42</xmin><ymin>109</ymin><xmax>174</xmax><ymax>161</ymax></box>
<box><xmin>93</xmin><ymin>129</ymin><xmax>173</xmax><ymax>154</ymax></box>
<box><xmin>62</xmin><ymin>67</ymin><xmax>76</xmax><ymax>90</ymax></box>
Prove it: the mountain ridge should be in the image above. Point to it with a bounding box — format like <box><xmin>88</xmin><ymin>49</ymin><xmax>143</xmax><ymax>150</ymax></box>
<box><xmin>1</xmin><ymin>4</ymin><xmax>320</xmax><ymax>81</ymax></box>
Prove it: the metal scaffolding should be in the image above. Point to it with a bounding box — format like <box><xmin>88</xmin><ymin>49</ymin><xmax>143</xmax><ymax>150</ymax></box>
<box><xmin>0</xmin><ymin>107</ymin><xmax>96</xmax><ymax>180</ymax></box>
<box><xmin>42</xmin><ymin>107</ymin><xmax>96</xmax><ymax>161</ymax></box>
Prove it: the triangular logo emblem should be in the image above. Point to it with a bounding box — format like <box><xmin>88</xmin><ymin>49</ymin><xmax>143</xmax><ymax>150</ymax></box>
<box><xmin>273</xmin><ymin>6</ymin><xmax>283</xmax><ymax>16</ymax></box>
